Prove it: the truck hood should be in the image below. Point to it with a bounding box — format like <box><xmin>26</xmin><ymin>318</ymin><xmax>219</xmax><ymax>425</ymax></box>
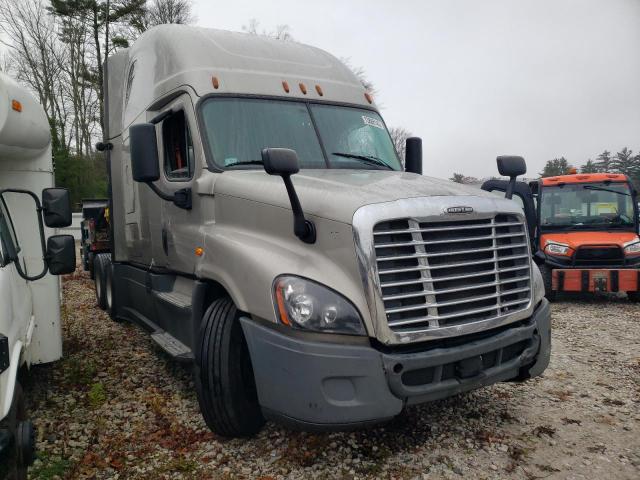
<box><xmin>213</xmin><ymin>169</ymin><xmax>495</xmax><ymax>224</ymax></box>
<box><xmin>540</xmin><ymin>231</ymin><xmax>640</xmax><ymax>250</ymax></box>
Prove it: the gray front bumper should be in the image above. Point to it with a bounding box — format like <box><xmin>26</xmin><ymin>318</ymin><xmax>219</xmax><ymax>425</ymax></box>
<box><xmin>241</xmin><ymin>299</ymin><xmax>550</xmax><ymax>429</ymax></box>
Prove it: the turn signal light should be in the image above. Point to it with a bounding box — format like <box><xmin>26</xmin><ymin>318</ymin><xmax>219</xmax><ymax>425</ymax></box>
<box><xmin>11</xmin><ymin>100</ymin><xmax>22</xmax><ymax>112</ymax></box>
<box><xmin>195</xmin><ymin>247</ymin><xmax>204</xmax><ymax>257</ymax></box>
<box><xmin>364</xmin><ymin>92</ymin><xmax>373</xmax><ymax>104</ymax></box>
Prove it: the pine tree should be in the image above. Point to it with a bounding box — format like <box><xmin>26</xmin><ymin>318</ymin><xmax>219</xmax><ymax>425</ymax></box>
<box><xmin>595</xmin><ymin>150</ymin><xmax>612</xmax><ymax>172</ymax></box>
<box><xmin>539</xmin><ymin>157</ymin><xmax>573</xmax><ymax>177</ymax></box>
<box><xmin>580</xmin><ymin>159</ymin><xmax>598</xmax><ymax>173</ymax></box>
<box><xmin>611</xmin><ymin>147</ymin><xmax>635</xmax><ymax>175</ymax></box>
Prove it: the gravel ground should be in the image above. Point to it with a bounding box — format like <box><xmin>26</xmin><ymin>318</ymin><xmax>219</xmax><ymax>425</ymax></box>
<box><xmin>23</xmin><ymin>271</ymin><xmax>640</xmax><ymax>480</ymax></box>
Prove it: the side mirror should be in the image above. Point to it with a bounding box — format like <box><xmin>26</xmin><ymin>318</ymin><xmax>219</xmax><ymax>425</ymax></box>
<box><xmin>46</xmin><ymin>235</ymin><xmax>76</xmax><ymax>275</ymax></box>
<box><xmin>497</xmin><ymin>156</ymin><xmax>527</xmax><ymax>177</ymax></box>
<box><xmin>496</xmin><ymin>155</ymin><xmax>527</xmax><ymax>200</ymax></box>
<box><xmin>405</xmin><ymin>137</ymin><xmax>423</xmax><ymax>175</ymax></box>
<box><xmin>42</xmin><ymin>188</ymin><xmax>72</xmax><ymax>228</ymax></box>
<box><xmin>262</xmin><ymin>147</ymin><xmax>300</xmax><ymax>175</ymax></box>
<box><xmin>261</xmin><ymin>148</ymin><xmax>315</xmax><ymax>244</ymax></box>
<box><xmin>130</xmin><ymin>123</ymin><xmax>160</xmax><ymax>182</ymax></box>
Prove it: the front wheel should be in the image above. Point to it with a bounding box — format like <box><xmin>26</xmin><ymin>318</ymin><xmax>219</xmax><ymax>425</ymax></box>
<box><xmin>539</xmin><ymin>264</ymin><xmax>556</xmax><ymax>301</ymax></box>
<box><xmin>195</xmin><ymin>298</ymin><xmax>265</xmax><ymax>437</ymax></box>
<box><xmin>0</xmin><ymin>384</ymin><xmax>31</xmax><ymax>480</ymax></box>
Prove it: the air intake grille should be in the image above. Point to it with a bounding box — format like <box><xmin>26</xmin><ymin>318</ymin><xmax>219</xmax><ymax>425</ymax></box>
<box><xmin>373</xmin><ymin>215</ymin><xmax>531</xmax><ymax>333</ymax></box>
<box><xmin>573</xmin><ymin>246</ymin><xmax>624</xmax><ymax>267</ymax></box>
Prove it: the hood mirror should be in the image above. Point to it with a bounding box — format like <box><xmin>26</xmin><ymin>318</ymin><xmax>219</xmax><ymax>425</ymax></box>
<box><xmin>497</xmin><ymin>155</ymin><xmax>527</xmax><ymax>200</ymax></box>
<box><xmin>404</xmin><ymin>137</ymin><xmax>422</xmax><ymax>175</ymax></box>
<box><xmin>262</xmin><ymin>148</ymin><xmax>316</xmax><ymax>244</ymax></box>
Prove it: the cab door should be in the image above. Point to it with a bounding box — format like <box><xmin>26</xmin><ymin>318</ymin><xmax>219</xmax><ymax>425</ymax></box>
<box><xmin>150</xmin><ymin>93</ymin><xmax>202</xmax><ymax>274</ymax></box>
<box><xmin>481</xmin><ymin>180</ymin><xmax>537</xmax><ymax>250</ymax></box>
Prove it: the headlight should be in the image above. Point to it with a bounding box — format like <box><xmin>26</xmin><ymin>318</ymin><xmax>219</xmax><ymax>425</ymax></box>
<box><xmin>273</xmin><ymin>276</ymin><xmax>366</xmax><ymax>335</ymax></box>
<box><xmin>624</xmin><ymin>241</ymin><xmax>640</xmax><ymax>255</ymax></box>
<box><xmin>545</xmin><ymin>242</ymin><xmax>569</xmax><ymax>255</ymax></box>
<box><xmin>531</xmin><ymin>263</ymin><xmax>545</xmax><ymax>305</ymax></box>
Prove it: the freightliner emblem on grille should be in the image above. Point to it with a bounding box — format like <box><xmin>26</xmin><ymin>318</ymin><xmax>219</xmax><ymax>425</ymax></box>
<box><xmin>446</xmin><ymin>206</ymin><xmax>474</xmax><ymax>214</ymax></box>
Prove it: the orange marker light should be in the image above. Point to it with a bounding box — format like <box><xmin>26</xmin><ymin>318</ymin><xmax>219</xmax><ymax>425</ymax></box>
<box><xmin>282</xmin><ymin>81</ymin><xmax>290</xmax><ymax>93</ymax></box>
<box><xmin>299</xmin><ymin>83</ymin><xmax>307</xmax><ymax>95</ymax></box>
<box><xmin>364</xmin><ymin>92</ymin><xmax>373</xmax><ymax>104</ymax></box>
<box><xmin>212</xmin><ymin>76</ymin><xmax>219</xmax><ymax>89</ymax></box>
<box><xmin>315</xmin><ymin>85</ymin><xmax>323</xmax><ymax>96</ymax></box>
<box><xmin>11</xmin><ymin>100</ymin><xmax>22</xmax><ymax>112</ymax></box>
<box><xmin>274</xmin><ymin>284</ymin><xmax>291</xmax><ymax>326</ymax></box>
<box><xmin>195</xmin><ymin>247</ymin><xmax>204</xmax><ymax>257</ymax></box>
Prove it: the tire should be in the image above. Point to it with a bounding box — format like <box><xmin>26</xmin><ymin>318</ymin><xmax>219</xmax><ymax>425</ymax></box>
<box><xmin>628</xmin><ymin>291</ymin><xmax>640</xmax><ymax>302</ymax></box>
<box><xmin>539</xmin><ymin>264</ymin><xmax>556</xmax><ymax>301</ymax></box>
<box><xmin>87</xmin><ymin>251</ymin><xmax>95</xmax><ymax>280</ymax></box>
<box><xmin>195</xmin><ymin>297</ymin><xmax>265</xmax><ymax>437</ymax></box>
<box><xmin>94</xmin><ymin>254</ymin><xmax>109</xmax><ymax>310</ymax></box>
<box><xmin>0</xmin><ymin>384</ymin><xmax>28</xmax><ymax>480</ymax></box>
<box><xmin>103</xmin><ymin>260</ymin><xmax>120</xmax><ymax>321</ymax></box>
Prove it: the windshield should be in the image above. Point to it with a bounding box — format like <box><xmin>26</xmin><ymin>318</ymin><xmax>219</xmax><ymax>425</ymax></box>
<box><xmin>540</xmin><ymin>182</ymin><xmax>636</xmax><ymax>230</ymax></box>
<box><xmin>200</xmin><ymin>98</ymin><xmax>402</xmax><ymax>171</ymax></box>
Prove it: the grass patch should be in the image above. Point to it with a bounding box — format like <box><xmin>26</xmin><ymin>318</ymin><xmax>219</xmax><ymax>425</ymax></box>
<box><xmin>88</xmin><ymin>382</ymin><xmax>106</xmax><ymax>408</ymax></box>
<box><xmin>30</xmin><ymin>453</ymin><xmax>72</xmax><ymax>480</ymax></box>
<box><xmin>65</xmin><ymin>357</ymin><xmax>97</xmax><ymax>387</ymax></box>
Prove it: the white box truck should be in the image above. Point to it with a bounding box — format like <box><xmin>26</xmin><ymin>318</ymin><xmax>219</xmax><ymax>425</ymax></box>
<box><xmin>95</xmin><ymin>25</ymin><xmax>551</xmax><ymax>437</ymax></box>
<box><xmin>0</xmin><ymin>73</ymin><xmax>75</xmax><ymax>479</ymax></box>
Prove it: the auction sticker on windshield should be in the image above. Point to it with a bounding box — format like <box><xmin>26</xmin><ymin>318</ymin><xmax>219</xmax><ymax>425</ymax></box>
<box><xmin>362</xmin><ymin>115</ymin><xmax>384</xmax><ymax>129</ymax></box>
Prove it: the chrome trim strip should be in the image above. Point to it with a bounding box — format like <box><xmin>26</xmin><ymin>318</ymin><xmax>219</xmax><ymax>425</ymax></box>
<box><xmin>352</xmin><ymin>195</ymin><xmax>535</xmax><ymax>345</ymax></box>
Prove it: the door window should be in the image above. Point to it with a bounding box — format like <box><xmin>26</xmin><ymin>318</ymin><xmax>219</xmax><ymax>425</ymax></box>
<box><xmin>162</xmin><ymin>110</ymin><xmax>195</xmax><ymax>180</ymax></box>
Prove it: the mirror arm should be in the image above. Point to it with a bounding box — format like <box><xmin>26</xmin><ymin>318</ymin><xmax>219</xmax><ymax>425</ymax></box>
<box><xmin>145</xmin><ymin>182</ymin><xmax>192</xmax><ymax>210</ymax></box>
<box><xmin>282</xmin><ymin>175</ymin><xmax>316</xmax><ymax>244</ymax></box>
<box><xmin>150</xmin><ymin>108</ymin><xmax>175</xmax><ymax>125</ymax></box>
<box><xmin>0</xmin><ymin>189</ymin><xmax>49</xmax><ymax>276</ymax></box>
<box><xmin>505</xmin><ymin>177</ymin><xmax>516</xmax><ymax>200</ymax></box>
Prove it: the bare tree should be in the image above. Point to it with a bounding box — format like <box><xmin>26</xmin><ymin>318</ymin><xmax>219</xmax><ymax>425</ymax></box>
<box><xmin>139</xmin><ymin>0</ymin><xmax>195</xmax><ymax>29</ymax></box>
<box><xmin>388</xmin><ymin>127</ymin><xmax>412</xmax><ymax>167</ymax></box>
<box><xmin>242</xmin><ymin>18</ymin><xmax>293</xmax><ymax>41</ymax></box>
<box><xmin>0</xmin><ymin>0</ymin><xmax>68</xmax><ymax>148</ymax></box>
<box><xmin>339</xmin><ymin>57</ymin><xmax>375</xmax><ymax>94</ymax></box>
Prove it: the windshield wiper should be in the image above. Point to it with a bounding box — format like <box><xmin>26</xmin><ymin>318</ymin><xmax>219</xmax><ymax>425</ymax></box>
<box><xmin>583</xmin><ymin>185</ymin><xmax>630</xmax><ymax>196</ymax></box>
<box><xmin>225</xmin><ymin>160</ymin><xmax>263</xmax><ymax>168</ymax></box>
<box><xmin>331</xmin><ymin>152</ymin><xmax>393</xmax><ymax>170</ymax></box>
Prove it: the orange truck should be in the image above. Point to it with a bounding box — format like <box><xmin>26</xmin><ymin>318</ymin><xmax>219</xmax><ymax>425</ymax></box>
<box><xmin>482</xmin><ymin>172</ymin><xmax>640</xmax><ymax>301</ymax></box>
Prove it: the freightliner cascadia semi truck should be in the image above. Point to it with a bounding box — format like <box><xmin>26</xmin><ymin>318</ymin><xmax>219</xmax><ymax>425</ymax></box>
<box><xmin>94</xmin><ymin>25</ymin><xmax>551</xmax><ymax>437</ymax></box>
<box><xmin>0</xmin><ymin>73</ymin><xmax>75</xmax><ymax>479</ymax></box>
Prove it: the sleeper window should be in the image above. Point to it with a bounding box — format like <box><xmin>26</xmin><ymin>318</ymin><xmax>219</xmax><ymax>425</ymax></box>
<box><xmin>162</xmin><ymin>110</ymin><xmax>195</xmax><ymax>180</ymax></box>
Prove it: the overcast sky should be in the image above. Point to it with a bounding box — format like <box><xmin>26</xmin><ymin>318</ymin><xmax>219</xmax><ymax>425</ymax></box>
<box><xmin>193</xmin><ymin>0</ymin><xmax>640</xmax><ymax>179</ymax></box>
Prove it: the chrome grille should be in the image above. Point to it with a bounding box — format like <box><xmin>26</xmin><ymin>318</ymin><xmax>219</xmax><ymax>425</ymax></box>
<box><xmin>373</xmin><ymin>214</ymin><xmax>531</xmax><ymax>333</ymax></box>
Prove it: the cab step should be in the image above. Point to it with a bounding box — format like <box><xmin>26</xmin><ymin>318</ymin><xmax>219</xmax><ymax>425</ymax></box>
<box><xmin>150</xmin><ymin>331</ymin><xmax>193</xmax><ymax>361</ymax></box>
